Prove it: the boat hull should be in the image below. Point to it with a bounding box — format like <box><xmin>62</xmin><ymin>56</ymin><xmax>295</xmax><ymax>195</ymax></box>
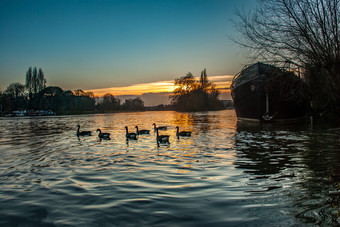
<box><xmin>231</xmin><ymin>63</ymin><xmax>309</xmax><ymax>122</ymax></box>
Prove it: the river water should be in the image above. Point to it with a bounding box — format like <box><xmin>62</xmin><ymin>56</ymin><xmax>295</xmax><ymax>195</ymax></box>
<box><xmin>0</xmin><ymin>110</ymin><xmax>339</xmax><ymax>226</ymax></box>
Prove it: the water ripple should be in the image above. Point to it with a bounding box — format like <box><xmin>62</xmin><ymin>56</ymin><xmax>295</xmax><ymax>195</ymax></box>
<box><xmin>0</xmin><ymin>111</ymin><xmax>339</xmax><ymax>226</ymax></box>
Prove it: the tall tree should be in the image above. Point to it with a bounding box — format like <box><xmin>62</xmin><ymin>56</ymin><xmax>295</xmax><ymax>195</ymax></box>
<box><xmin>199</xmin><ymin>68</ymin><xmax>210</xmax><ymax>92</ymax></box>
<box><xmin>234</xmin><ymin>0</ymin><xmax>340</xmax><ymax>114</ymax></box>
<box><xmin>25</xmin><ymin>66</ymin><xmax>46</xmax><ymax>98</ymax></box>
<box><xmin>25</xmin><ymin>66</ymin><xmax>47</xmax><ymax>109</ymax></box>
<box><xmin>172</xmin><ymin>73</ymin><xmax>196</xmax><ymax>97</ymax></box>
<box><xmin>38</xmin><ymin>68</ymin><xmax>46</xmax><ymax>92</ymax></box>
<box><xmin>170</xmin><ymin>69</ymin><xmax>224</xmax><ymax>111</ymax></box>
<box><xmin>26</xmin><ymin>67</ymin><xmax>33</xmax><ymax>95</ymax></box>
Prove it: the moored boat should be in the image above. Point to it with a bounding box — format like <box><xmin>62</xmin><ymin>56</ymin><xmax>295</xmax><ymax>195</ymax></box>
<box><xmin>231</xmin><ymin>62</ymin><xmax>309</xmax><ymax>122</ymax></box>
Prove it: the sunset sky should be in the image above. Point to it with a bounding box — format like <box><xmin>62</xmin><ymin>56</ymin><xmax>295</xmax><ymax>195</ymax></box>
<box><xmin>0</xmin><ymin>0</ymin><xmax>257</xmax><ymax>104</ymax></box>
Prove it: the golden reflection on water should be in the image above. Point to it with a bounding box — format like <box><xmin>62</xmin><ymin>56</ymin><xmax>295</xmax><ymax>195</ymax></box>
<box><xmin>172</xmin><ymin>113</ymin><xmax>195</xmax><ymax>128</ymax></box>
<box><xmin>69</xmin><ymin>110</ymin><xmax>238</xmax><ymax>174</ymax></box>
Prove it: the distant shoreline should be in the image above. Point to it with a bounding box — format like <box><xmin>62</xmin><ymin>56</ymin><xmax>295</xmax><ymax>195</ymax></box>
<box><xmin>1</xmin><ymin>107</ymin><xmax>234</xmax><ymax>118</ymax></box>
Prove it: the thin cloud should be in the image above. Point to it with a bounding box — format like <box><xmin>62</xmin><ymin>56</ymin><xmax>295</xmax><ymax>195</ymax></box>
<box><xmin>87</xmin><ymin>75</ymin><xmax>233</xmax><ymax>97</ymax></box>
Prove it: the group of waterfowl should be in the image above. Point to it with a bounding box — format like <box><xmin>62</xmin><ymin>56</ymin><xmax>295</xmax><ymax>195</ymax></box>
<box><xmin>76</xmin><ymin>123</ymin><xmax>192</xmax><ymax>144</ymax></box>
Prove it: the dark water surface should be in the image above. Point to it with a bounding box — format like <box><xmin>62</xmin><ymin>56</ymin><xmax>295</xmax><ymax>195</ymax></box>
<box><xmin>1</xmin><ymin>110</ymin><xmax>339</xmax><ymax>226</ymax></box>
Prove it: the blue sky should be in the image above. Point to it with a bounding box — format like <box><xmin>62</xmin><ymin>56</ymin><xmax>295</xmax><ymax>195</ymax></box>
<box><xmin>0</xmin><ymin>0</ymin><xmax>256</xmax><ymax>92</ymax></box>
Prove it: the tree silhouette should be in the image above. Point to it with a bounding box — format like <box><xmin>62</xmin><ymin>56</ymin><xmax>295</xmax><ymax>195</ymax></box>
<box><xmin>26</xmin><ymin>66</ymin><xmax>46</xmax><ymax>108</ymax></box>
<box><xmin>122</xmin><ymin>97</ymin><xmax>144</xmax><ymax>110</ymax></box>
<box><xmin>199</xmin><ymin>69</ymin><xmax>210</xmax><ymax>92</ymax></box>
<box><xmin>172</xmin><ymin>73</ymin><xmax>197</xmax><ymax>97</ymax></box>
<box><xmin>170</xmin><ymin>69</ymin><xmax>224</xmax><ymax>111</ymax></box>
<box><xmin>96</xmin><ymin>93</ymin><xmax>121</xmax><ymax>111</ymax></box>
<box><xmin>234</xmin><ymin>0</ymin><xmax>340</xmax><ymax>115</ymax></box>
<box><xmin>5</xmin><ymin>83</ymin><xmax>26</xmax><ymax>99</ymax></box>
<box><xmin>4</xmin><ymin>83</ymin><xmax>27</xmax><ymax>110</ymax></box>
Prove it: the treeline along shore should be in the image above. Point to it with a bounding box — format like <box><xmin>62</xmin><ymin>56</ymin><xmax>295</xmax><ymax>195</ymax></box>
<box><xmin>0</xmin><ymin>67</ymin><xmax>230</xmax><ymax>116</ymax></box>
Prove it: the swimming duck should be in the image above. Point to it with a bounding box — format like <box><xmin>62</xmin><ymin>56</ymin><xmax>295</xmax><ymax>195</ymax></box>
<box><xmin>135</xmin><ymin>126</ymin><xmax>150</xmax><ymax>135</ymax></box>
<box><xmin>125</xmin><ymin>126</ymin><xmax>138</xmax><ymax>140</ymax></box>
<box><xmin>77</xmin><ymin>124</ymin><xmax>91</xmax><ymax>136</ymax></box>
<box><xmin>176</xmin><ymin>126</ymin><xmax>192</xmax><ymax>137</ymax></box>
<box><xmin>152</xmin><ymin>123</ymin><xmax>167</xmax><ymax>131</ymax></box>
<box><xmin>156</xmin><ymin>128</ymin><xmax>170</xmax><ymax>144</ymax></box>
<box><xmin>96</xmin><ymin>129</ymin><xmax>111</xmax><ymax>139</ymax></box>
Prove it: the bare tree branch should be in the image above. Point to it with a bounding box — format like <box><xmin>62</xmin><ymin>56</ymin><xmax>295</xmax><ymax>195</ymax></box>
<box><xmin>233</xmin><ymin>0</ymin><xmax>340</xmax><ymax>112</ymax></box>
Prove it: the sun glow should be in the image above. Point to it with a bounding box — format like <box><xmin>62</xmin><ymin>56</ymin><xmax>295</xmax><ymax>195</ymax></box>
<box><xmin>86</xmin><ymin>80</ymin><xmax>175</xmax><ymax>96</ymax></box>
<box><xmin>86</xmin><ymin>75</ymin><xmax>233</xmax><ymax>97</ymax></box>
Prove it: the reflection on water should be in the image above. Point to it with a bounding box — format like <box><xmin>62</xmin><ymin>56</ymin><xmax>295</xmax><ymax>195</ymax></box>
<box><xmin>234</xmin><ymin>121</ymin><xmax>309</xmax><ymax>175</ymax></box>
<box><xmin>0</xmin><ymin>110</ymin><xmax>339</xmax><ymax>226</ymax></box>
<box><xmin>235</xmin><ymin>121</ymin><xmax>340</xmax><ymax>225</ymax></box>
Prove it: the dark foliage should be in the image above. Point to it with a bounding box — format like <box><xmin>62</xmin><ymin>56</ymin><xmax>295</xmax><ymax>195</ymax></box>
<box><xmin>233</xmin><ymin>0</ymin><xmax>340</xmax><ymax>117</ymax></box>
<box><xmin>96</xmin><ymin>93</ymin><xmax>121</xmax><ymax>112</ymax></box>
<box><xmin>26</xmin><ymin>66</ymin><xmax>46</xmax><ymax>109</ymax></box>
<box><xmin>1</xmin><ymin>83</ymin><xmax>28</xmax><ymax>111</ymax></box>
<box><xmin>96</xmin><ymin>94</ymin><xmax>145</xmax><ymax>112</ymax></box>
<box><xmin>1</xmin><ymin>67</ymin><xmax>144</xmax><ymax>114</ymax></box>
<box><xmin>122</xmin><ymin>97</ymin><xmax>144</xmax><ymax>111</ymax></box>
<box><xmin>31</xmin><ymin>87</ymin><xmax>95</xmax><ymax>114</ymax></box>
<box><xmin>170</xmin><ymin>69</ymin><xmax>225</xmax><ymax>112</ymax></box>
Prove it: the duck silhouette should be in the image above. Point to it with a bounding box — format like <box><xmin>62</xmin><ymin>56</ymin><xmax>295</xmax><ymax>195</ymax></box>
<box><xmin>153</xmin><ymin>123</ymin><xmax>167</xmax><ymax>131</ymax></box>
<box><xmin>176</xmin><ymin>126</ymin><xmax>192</xmax><ymax>137</ymax></box>
<box><xmin>135</xmin><ymin>126</ymin><xmax>150</xmax><ymax>135</ymax></box>
<box><xmin>156</xmin><ymin>128</ymin><xmax>170</xmax><ymax>144</ymax></box>
<box><xmin>96</xmin><ymin>129</ymin><xmax>111</xmax><ymax>140</ymax></box>
<box><xmin>125</xmin><ymin>126</ymin><xmax>138</xmax><ymax>140</ymax></box>
<box><xmin>76</xmin><ymin>125</ymin><xmax>91</xmax><ymax>136</ymax></box>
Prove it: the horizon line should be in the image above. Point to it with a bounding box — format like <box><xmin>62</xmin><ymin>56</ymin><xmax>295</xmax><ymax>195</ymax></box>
<box><xmin>86</xmin><ymin>75</ymin><xmax>234</xmax><ymax>97</ymax></box>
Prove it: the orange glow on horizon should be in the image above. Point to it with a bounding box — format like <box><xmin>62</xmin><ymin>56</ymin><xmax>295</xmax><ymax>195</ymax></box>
<box><xmin>86</xmin><ymin>75</ymin><xmax>233</xmax><ymax>97</ymax></box>
<box><xmin>86</xmin><ymin>80</ymin><xmax>175</xmax><ymax>97</ymax></box>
